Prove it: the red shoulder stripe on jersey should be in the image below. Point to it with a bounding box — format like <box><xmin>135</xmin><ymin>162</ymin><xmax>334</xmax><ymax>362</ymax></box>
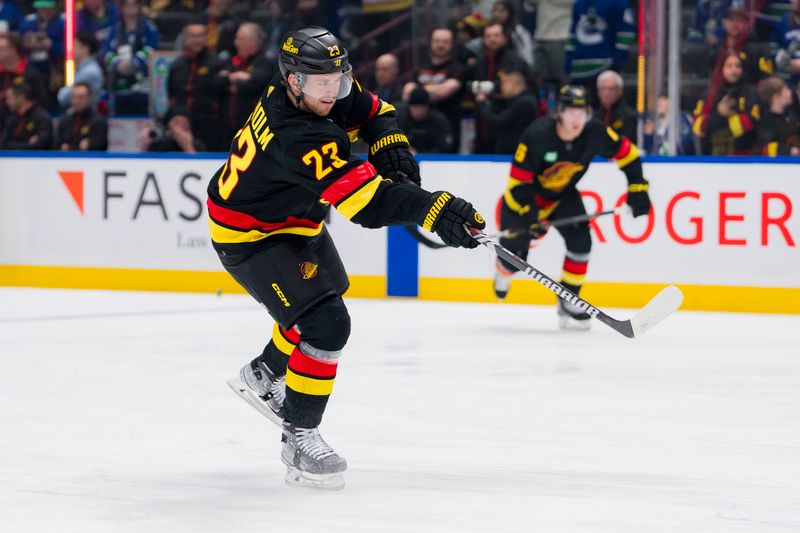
<box><xmin>367</xmin><ymin>92</ymin><xmax>380</xmax><ymax>120</ymax></box>
<box><xmin>320</xmin><ymin>161</ymin><xmax>378</xmax><ymax>205</ymax></box>
<box><xmin>510</xmin><ymin>164</ymin><xmax>535</xmax><ymax>182</ymax></box>
<box><xmin>346</xmin><ymin>92</ymin><xmax>382</xmax><ymax>132</ymax></box>
<box><xmin>207</xmin><ymin>198</ymin><xmax>320</xmax><ymax>231</ymax></box>
<box><xmin>563</xmin><ymin>259</ymin><xmax>589</xmax><ymax>275</ymax></box>
<box><xmin>288</xmin><ymin>348</ymin><xmax>338</xmax><ymax>378</ymax></box>
<box><xmin>612</xmin><ymin>136</ymin><xmax>632</xmax><ymax>160</ymax></box>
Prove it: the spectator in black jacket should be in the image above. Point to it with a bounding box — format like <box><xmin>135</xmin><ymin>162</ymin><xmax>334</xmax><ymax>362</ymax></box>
<box><xmin>167</xmin><ymin>18</ymin><xmax>226</xmax><ymax>151</ymax></box>
<box><xmin>470</xmin><ymin>23</ymin><xmax>524</xmax><ymax>152</ymax></box>
<box><xmin>1</xmin><ymin>82</ymin><xmax>52</xmax><ymax>150</ymax></box>
<box><xmin>596</xmin><ymin>69</ymin><xmax>637</xmax><ymax>141</ymax></box>
<box><xmin>474</xmin><ymin>63</ymin><xmax>539</xmax><ymax>154</ymax></box>
<box><xmin>756</xmin><ymin>76</ymin><xmax>799</xmax><ymax>155</ymax></box>
<box><xmin>147</xmin><ymin>105</ymin><xmax>206</xmax><ymax>153</ymax></box>
<box><xmin>372</xmin><ymin>53</ymin><xmax>402</xmax><ymax>106</ymax></box>
<box><xmin>397</xmin><ymin>86</ymin><xmax>454</xmax><ymax>153</ymax></box>
<box><xmin>471</xmin><ymin>23</ymin><xmax>522</xmax><ymax>86</ymax></box>
<box><xmin>403</xmin><ymin>27</ymin><xmax>466</xmax><ymax>153</ymax></box>
<box><xmin>57</xmin><ymin>81</ymin><xmax>108</xmax><ymax>151</ymax></box>
<box><xmin>221</xmin><ymin>22</ymin><xmax>273</xmax><ymax>144</ymax></box>
<box><xmin>0</xmin><ymin>33</ymin><xmax>47</xmax><ymax>125</ymax></box>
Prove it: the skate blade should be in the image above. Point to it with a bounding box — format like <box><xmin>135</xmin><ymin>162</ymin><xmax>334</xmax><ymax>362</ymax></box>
<box><xmin>226</xmin><ymin>377</ymin><xmax>283</xmax><ymax>428</ymax></box>
<box><xmin>558</xmin><ymin>315</ymin><xmax>591</xmax><ymax>331</ymax></box>
<box><xmin>284</xmin><ymin>466</ymin><xmax>345</xmax><ymax>491</ymax></box>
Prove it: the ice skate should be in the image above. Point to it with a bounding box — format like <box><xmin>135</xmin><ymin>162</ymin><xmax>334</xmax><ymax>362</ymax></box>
<box><xmin>227</xmin><ymin>360</ymin><xmax>285</xmax><ymax>427</ymax></box>
<box><xmin>281</xmin><ymin>422</ymin><xmax>347</xmax><ymax>490</ymax></box>
<box><xmin>557</xmin><ymin>298</ymin><xmax>592</xmax><ymax>331</ymax></box>
<box><xmin>494</xmin><ymin>261</ymin><xmax>514</xmax><ymax>300</ymax></box>
<box><xmin>493</xmin><ymin>271</ymin><xmax>512</xmax><ymax>300</ymax></box>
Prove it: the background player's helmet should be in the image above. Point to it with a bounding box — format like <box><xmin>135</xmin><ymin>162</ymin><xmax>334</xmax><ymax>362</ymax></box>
<box><xmin>279</xmin><ymin>26</ymin><xmax>352</xmax><ymax>100</ymax></box>
<box><xmin>557</xmin><ymin>85</ymin><xmax>590</xmax><ymax>110</ymax></box>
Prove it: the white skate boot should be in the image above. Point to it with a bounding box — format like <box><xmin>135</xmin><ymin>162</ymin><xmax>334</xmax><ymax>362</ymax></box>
<box><xmin>281</xmin><ymin>422</ymin><xmax>347</xmax><ymax>490</ymax></box>
<box><xmin>493</xmin><ymin>271</ymin><xmax>512</xmax><ymax>300</ymax></box>
<box><xmin>557</xmin><ymin>298</ymin><xmax>592</xmax><ymax>331</ymax></box>
<box><xmin>227</xmin><ymin>360</ymin><xmax>285</xmax><ymax>427</ymax></box>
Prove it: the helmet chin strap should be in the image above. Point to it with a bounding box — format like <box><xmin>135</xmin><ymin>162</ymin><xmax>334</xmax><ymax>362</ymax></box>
<box><xmin>294</xmin><ymin>73</ymin><xmax>305</xmax><ymax>106</ymax></box>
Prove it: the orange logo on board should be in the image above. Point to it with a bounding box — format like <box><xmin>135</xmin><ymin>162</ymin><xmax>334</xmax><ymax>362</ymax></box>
<box><xmin>58</xmin><ymin>170</ymin><xmax>84</xmax><ymax>215</ymax></box>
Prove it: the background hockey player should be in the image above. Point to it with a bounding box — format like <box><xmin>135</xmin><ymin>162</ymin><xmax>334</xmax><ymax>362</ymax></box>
<box><xmin>493</xmin><ymin>84</ymin><xmax>650</xmax><ymax>329</ymax></box>
<box><xmin>206</xmin><ymin>27</ymin><xmax>485</xmax><ymax>490</ymax></box>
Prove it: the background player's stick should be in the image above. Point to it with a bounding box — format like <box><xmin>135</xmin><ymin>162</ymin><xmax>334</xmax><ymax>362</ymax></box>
<box><xmin>468</xmin><ymin>227</ymin><xmax>684</xmax><ymax>338</ymax></box>
<box><xmin>495</xmin><ymin>208</ymin><xmax>621</xmax><ymax>239</ymax></box>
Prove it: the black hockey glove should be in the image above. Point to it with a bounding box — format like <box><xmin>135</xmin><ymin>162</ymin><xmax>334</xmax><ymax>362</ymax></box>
<box><xmin>626</xmin><ymin>182</ymin><xmax>652</xmax><ymax>218</ymax></box>
<box><xmin>369</xmin><ymin>131</ymin><xmax>421</xmax><ymax>186</ymax></box>
<box><xmin>416</xmin><ymin>191</ymin><xmax>486</xmax><ymax>248</ymax></box>
<box><xmin>506</xmin><ymin>183</ymin><xmax>546</xmax><ymax>239</ymax></box>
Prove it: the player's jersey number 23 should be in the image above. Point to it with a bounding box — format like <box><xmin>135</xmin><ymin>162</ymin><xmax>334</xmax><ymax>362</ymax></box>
<box><xmin>218</xmin><ymin>127</ymin><xmax>257</xmax><ymax>200</ymax></box>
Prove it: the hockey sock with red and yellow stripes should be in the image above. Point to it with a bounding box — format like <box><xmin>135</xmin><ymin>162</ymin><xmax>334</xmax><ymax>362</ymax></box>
<box><xmin>284</xmin><ymin>343</ymin><xmax>338</xmax><ymax>428</ymax></box>
<box><xmin>561</xmin><ymin>251</ymin><xmax>589</xmax><ymax>294</ymax></box>
<box><xmin>257</xmin><ymin>323</ymin><xmax>299</xmax><ymax>377</ymax></box>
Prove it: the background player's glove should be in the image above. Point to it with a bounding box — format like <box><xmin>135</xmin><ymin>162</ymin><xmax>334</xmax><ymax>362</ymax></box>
<box><xmin>626</xmin><ymin>182</ymin><xmax>651</xmax><ymax>218</ymax></box>
<box><xmin>369</xmin><ymin>131</ymin><xmax>421</xmax><ymax>186</ymax></box>
<box><xmin>417</xmin><ymin>191</ymin><xmax>486</xmax><ymax>248</ymax></box>
<box><xmin>505</xmin><ymin>183</ymin><xmax>546</xmax><ymax>239</ymax></box>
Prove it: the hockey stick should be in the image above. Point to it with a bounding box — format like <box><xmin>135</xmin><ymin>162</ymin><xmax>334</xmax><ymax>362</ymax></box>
<box><xmin>494</xmin><ymin>208</ymin><xmax>621</xmax><ymax>239</ymax></box>
<box><xmin>404</xmin><ymin>224</ymin><xmax>448</xmax><ymax>249</ymax></box>
<box><xmin>468</xmin><ymin>227</ymin><xmax>684</xmax><ymax>338</ymax></box>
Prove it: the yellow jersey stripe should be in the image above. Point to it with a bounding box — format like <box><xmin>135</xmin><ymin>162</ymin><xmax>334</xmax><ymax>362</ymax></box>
<box><xmin>615</xmin><ymin>143</ymin><xmax>640</xmax><ymax>169</ymax></box>
<box><xmin>767</xmin><ymin>142</ymin><xmax>778</xmax><ymax>156</ymax></box>
<box><xmin>377</xmin><ymin>101</ymin><xmax>396</xmax><ymax>116</ymax></box>
<box><xmin>692</xmin><ymin>115</ymin><xmax>705</xmax><ymax>137</ymax></box>
<box><xmin>729</xmin><ymin>114</ymin><xmax>744</xmax><ymax>137</ymax></box>
<box><xmin>208</xmin><ymin>218</ymin><xmax>323</xmax><ymax>244</ymax></box>
<box><xmin>503</xmin><ymin>177</ymin><xmax>530</xmax><ymax>215</ymax></box>
<box><xmin>285</xmin><ymin>369</ymin><xmax>335</xmax><ymax>396</ymax></box>
<box><xmin>335</xmin><ymin>176</ymin><xmax>383</xmax><ymax>219</ymax></box>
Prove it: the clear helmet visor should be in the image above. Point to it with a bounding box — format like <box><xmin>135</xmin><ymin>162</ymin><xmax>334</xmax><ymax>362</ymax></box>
<box><xmin>558</xmin><ymin>106</ymin><xmax>592</xmax><ymax>130</ymax></box>
<box><xmin>297</xmin><ymin>65</ymin><xmax>353</xmax><ymax>101</ymax></box>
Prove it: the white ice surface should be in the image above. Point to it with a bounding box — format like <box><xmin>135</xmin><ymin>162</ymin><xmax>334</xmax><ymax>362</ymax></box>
<box><xmin>1</xmin><ymin>288</ymin><xmax>799</xmax><ymax>533</ymax></box>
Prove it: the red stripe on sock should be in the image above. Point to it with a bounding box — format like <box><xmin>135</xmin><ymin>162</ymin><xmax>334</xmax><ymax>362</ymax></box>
<box><xmin>280</xmin><ymin>326</ymin><xmax>300</xmax><ymax>345</ymax></box>
<box><xmin>563</xmin><ymin>259</ymin><xmax>588</xmax><ymax>275</ymax></box>
<box><xmin>288</xmin><ymin>347</ymin><xmax>338</xmax><ymax>378</ymax></box>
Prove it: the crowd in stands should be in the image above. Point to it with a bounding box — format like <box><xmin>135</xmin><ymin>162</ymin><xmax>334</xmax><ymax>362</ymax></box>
<box><xmin>0</xmin><ymin>0</ymin><xmax>799</xmax><ymax>156</ymax></box>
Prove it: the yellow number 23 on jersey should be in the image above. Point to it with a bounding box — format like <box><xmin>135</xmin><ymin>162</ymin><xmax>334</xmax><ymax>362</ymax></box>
<box><xmin>302</xmin><ymin>142</ymin><xmax>347</xmax><ymax>180</ymax></box>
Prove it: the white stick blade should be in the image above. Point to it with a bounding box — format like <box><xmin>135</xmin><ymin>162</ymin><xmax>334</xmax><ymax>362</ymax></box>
<box><xmin>630</xmin><ymin>285</ymin><xmax>684</xmax><ymax>337</ymax></box>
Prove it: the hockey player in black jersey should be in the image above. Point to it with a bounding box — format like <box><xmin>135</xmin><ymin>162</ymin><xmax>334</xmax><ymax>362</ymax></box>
<box><xmin>206</xmin><ymin>27</ymin><xmax>485</xmax><ymax>489</ymax></box>
<box><xmin>494</xmin><ymin>85</ymin><xmax>651</xmax><ymax>330</ymax></box>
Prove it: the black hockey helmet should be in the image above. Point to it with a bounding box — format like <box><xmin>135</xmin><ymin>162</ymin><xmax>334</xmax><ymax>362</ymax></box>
<box><xmin>557</xmin><ymin>85</ymin><xmax>589</xmax><ymax>110</ymax></box>
<box><xmin>278</xmin><ymin>26</ymin><xmax>350</xmax><ymax>80</ymax></box>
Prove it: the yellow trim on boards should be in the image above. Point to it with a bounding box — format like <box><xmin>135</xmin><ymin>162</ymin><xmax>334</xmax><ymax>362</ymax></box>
<box><xmin>418</xmin><ymin>277</ymin><xmax>800</xmax><ymax>315</ymax></box>
<box><xmin>0</xmin><ymin>265</ymin><xmax>797</xmax><ymax>314</ymax></box>
<box><xmin>0</xmin><ymin>265</ymin><xmax>386</xmax><ymax>299</ymax></box>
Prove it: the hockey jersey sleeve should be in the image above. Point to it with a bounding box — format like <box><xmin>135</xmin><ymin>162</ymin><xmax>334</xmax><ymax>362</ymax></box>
<box><xmin>342</xmin><ymin>78</ymin><xmax>402</xmax><ymax>145</ymax></box>
<box><xmin>282</xmin><ymin>125</ymin><xmax>429</xmax><ymax>228</ymax></box>
<box><xmin>341</xmin><ymin>78</ymin><xmax>420</xmax><ymax>185</ymax></box>
<box><xmin>502</xmin><ymin>125</ymin><xmax>543</xmax><ymax>216</ymax></box>
<box><xmin>595</xmin><ymin>123</ymin><xmax>646</xmax><ymax>185</ymax></box>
